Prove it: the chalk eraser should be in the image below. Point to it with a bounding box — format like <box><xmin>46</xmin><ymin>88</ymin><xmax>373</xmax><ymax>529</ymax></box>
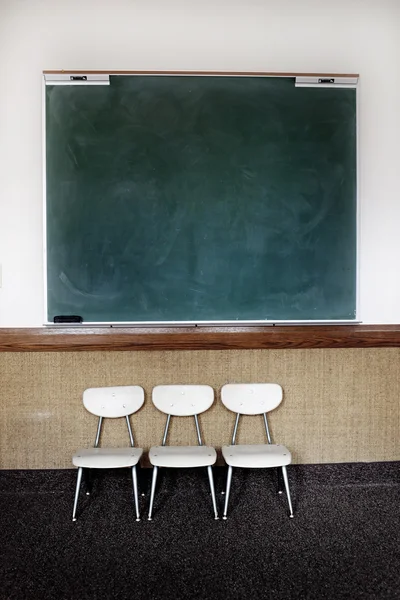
<box><xmin>53</xmin><ymin>315</ymin><xmax>83</xmax><ymax>324</ymax></box>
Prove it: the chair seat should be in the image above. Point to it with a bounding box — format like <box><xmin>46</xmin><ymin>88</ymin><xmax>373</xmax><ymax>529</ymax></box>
<box><xmin>222</xmin><ymin>444</ymin><xmax>291</xmax><ymax>468</ymax></box>
<box><xmin>149</xmin><ymin>445</ymin><xmax>217</xmax><ymax>468</ymax></box>
<box><xmin>73</xmin><ymin>447</ymin><xmax>143</xmax><ymax>469</ymax></box>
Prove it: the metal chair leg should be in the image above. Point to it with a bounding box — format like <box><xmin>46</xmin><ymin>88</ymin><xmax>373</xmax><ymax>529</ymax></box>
<box><xmin>83</xmin><ymin>468</ymin><xmax>92</xmax><ymax>496</ymax></box>
<box><xmin>281</xmin><ymin>466</ymin><xmax>294</xmax><ymax>518</ymax></box>
<box><xmin>72</xmin><ymin>467</ymin><xmax>83</xmax><ymax>522</ymax></box>
<box><xmin>136</xmin><ymin>460</ymin><xmax>146</xmax><ymax>497</ymax></box>
<box><xmin>148</xmin><ymin>466</ymin><xmax>159</xmax><ymax>521</ymax></box>
<box><xmin>276</xmin><ymin>467</ymin><xmax>283</xmax><ymax>494</ymax></box>
<box><xmin>132</xmin><ymin>466</ymin><xmax>140</xmax><ymax>522</ymax></box>
<box><xmin>207</xmin><ymin>466</ymin><xmax>219</xmax><ymax>520</ymax></box>
<box><xmin>222</xmin><ymin>466</ymin><xmax>233</xmax><ymax>520</ymax></box>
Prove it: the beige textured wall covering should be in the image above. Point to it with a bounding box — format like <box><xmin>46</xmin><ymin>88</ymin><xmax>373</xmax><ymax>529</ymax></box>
<box><xmin>1</xmin><ymin>348</ymin><xmax>399</xmax><ymax>469</ymax></box>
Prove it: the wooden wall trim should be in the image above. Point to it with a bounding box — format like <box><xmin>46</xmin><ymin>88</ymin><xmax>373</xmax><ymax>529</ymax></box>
<box><xmin>1</xmin><ymin>325</ymin><xmax>400</xmax><ymax>351</ymax></box>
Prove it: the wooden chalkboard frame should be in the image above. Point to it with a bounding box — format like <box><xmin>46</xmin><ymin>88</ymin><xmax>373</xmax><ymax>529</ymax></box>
<box><xmin>43</xmin><ymin>70</ymin><xmax>360</xmax><ymax>326</ymax></box>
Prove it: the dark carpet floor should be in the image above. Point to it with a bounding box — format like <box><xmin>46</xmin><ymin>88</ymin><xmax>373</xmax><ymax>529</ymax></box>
<box><xmin>1</xmin><ymin>463</ymin><xmax>399</xmax><ymax>600</ymax></box>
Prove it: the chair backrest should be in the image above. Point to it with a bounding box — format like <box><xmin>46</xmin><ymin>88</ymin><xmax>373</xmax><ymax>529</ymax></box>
<box><xmin>152</xmin><ymin>385</ymin><xmax>214</xmax><ymax>416</ymax></box>
<box><xmin>83</xmin><ymin>386</ymin><xmax>145</xmax><ymax>418</ymax></box>
<box><xmin>221</xmin><ymin>383</ymin><xmax>283</xmax><ymax>415</ymax></box>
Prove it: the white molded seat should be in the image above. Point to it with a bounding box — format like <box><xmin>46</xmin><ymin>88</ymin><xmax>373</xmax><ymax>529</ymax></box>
<box><xmin>72</xmin><ymin>385</ymin><xmax>144</xmax><ymax>522</ymax></box>
<box><xmin>222</xmin><ymin>444</ymin><xmax>291</xmax><ymax>469</ymax></box>
<box><xmin>149</xmin><ymin>445</ymin><xmax>217</xmax><ymax>468</ymax></box>
<box><xmin>148</xmin><ymin>385</ymin><xmax>218</xmax><ymax>520</ymax></box>
<box><xmin>73</xmin><ymin>447</ymin><xmax>142</xmax><ymax>469</ymax></box>
<box><xmin>221</xmin><ymin>383</ymin><xmax>294</xmax><ymax>520</ymax></box>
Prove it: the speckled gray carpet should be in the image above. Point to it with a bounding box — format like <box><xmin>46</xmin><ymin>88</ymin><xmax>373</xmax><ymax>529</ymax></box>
<box><xmin>1</xmin><ymin>463</ymin><xmax>399</xmax><ymax>600</ymax></box>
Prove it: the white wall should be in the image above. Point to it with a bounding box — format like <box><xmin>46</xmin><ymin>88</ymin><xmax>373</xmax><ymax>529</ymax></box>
<box><xmin>0</xmin><ymin>0</ymin><xmax>399</xmax><ymax>326</ymax></box>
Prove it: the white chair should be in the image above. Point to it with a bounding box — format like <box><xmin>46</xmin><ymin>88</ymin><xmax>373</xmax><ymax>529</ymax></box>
<box><xmin>72</xmin><ymin>385</ymin><xmax>144</xmax><ymax>522</ymax></box>
<box><xmin>221</xmin><ymin>383</ymin><xmax>294</xmax><ymax>519</ymax></box>
<box><xmin>148</xmin><ymin>385</ymin><xmax>218</xmax><ymax>520</ymax></box>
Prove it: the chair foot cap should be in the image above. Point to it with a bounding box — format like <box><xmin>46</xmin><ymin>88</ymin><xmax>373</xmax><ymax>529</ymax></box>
<box><xmin>136</xmin><ymin>518</ymin><xmax>140</xmax><ymax>522</ymax></box>
<box><xmin>72</xmin><ymin>518</ymin><xmax>77</xmax><ymax>522</ymax></box>
<box><xmin>141</xmin><ymin>493</ymin><xmax>145</xmax><ymax>497</ymax></box>
<box><xmin>86</xmin><ymin>492</ymin><xmax>90</xmax><ymax>496</ymax></box>
<box><xmin>289</xmin><ymin>514</ymin><xmax>294</xmax><ymax>519</ymax></box>
<box><xmin>214</xmin><ymin>516</ymin><xmax>219</xmax><ymax>520</ymax></box>
<box><xmin>221</xmin><ymin>491</ymin><xmax>225</xmax><ymax>495</ymax></box>
<box><xmin>278</xmin><ymin>490</ymin><xmax>283</xmax><ymax>494</ymax></box>
<box><xmin>148</xmin><ymin>517</ymin><xmax>153</xmax><ymax>521</ymax></box>
<box><xmin>222</xmin><ymin>516</ymin><xmax>228</xmax><ymax>520</ymax></box>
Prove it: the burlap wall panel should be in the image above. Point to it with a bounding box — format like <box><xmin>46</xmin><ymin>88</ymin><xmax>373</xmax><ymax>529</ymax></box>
<box><xmin>0</xmin><ymin>348</ymin><xmax>399</xmax><ymax>469</ymax></box>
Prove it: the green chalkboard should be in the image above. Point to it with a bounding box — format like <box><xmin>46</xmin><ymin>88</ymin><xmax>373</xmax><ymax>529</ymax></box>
<box><xmin>46</xmin><ymin>76</ymin><xmax>357</xmax><ymax>322</ymax></box>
